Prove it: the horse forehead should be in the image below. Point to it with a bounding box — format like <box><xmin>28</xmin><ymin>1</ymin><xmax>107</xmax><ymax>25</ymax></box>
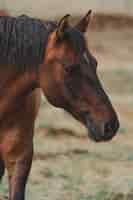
<box><xmin>64</xmin><ymin>28</ymin><xmax>86</xmax><ymax>53</ymax></box>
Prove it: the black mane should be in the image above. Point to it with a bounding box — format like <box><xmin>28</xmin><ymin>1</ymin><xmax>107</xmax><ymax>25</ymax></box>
<box><xmin>0</xmin><ymin>15</ymin><xmax>57</xmax><ymax>68</ymax></box>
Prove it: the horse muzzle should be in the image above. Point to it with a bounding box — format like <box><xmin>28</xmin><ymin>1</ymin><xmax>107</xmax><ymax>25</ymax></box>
<box><xmin>85</xmin><ymin>116</ymin><xmax>120</xmax><ymax>142</ymax></box>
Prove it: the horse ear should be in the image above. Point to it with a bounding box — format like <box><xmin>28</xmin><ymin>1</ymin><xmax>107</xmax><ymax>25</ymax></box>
<box><xmin>56</xmin><ymin>14</ymin><xmax>70</xmax><ymax>39</ymax></box>
<box><xmin>75</xmin><ymin>10</ymin><xmax>92</xmax><ymax>33</ymax></box>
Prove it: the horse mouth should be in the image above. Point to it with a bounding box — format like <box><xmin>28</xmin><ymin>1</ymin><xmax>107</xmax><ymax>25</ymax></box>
<box><xmin>86</xmin><ymin>120</ymin><xmax>104</xmax><ymax>142</ymax></box>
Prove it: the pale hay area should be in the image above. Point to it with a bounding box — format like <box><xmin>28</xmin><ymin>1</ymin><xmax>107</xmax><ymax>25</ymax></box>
<box><xmin>1</xmin><ymin>24</ymin><xmax>133</xmax><ymax>200</ymax></box>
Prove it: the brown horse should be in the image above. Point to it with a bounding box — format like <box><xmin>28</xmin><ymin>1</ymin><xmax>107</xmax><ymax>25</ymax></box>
<box><xmin>0</xmin><ymin>10</ymin><xmax>119</xmax><ymax>200</ymax></box>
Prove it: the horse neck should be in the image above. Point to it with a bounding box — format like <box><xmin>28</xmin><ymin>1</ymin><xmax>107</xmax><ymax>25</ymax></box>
<box><xmin>0</xmin><ymin>19</ymin><xmax>57</xmax><ymax>120</ymax></box>
<box><xmin>0</xmin><ymin>68</ymin><xmax>38</xmax><ymax>121</ymax></box>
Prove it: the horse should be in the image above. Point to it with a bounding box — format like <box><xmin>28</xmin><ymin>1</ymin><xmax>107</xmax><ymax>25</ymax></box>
<box><xmin>0</xmin><ymin>10</ymin><xmax>119</xmax><ymax>200</ymax></box>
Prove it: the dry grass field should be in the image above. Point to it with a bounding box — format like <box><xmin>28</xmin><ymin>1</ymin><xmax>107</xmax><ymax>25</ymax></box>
<box><xmin>0</xmin><ymin>17</ymin><xmax>133</xmax><ymax>200</ymax></box>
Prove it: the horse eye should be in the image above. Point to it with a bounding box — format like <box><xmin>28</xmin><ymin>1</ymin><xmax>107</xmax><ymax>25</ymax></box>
<box><xmin>65</xmin><ymin>64</ymin><xmax>80</xmax><ymax>74</ymax></box>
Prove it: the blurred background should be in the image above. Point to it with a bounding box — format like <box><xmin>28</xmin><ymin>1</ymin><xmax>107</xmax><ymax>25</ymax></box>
<box><xmin>1</xmin><ymin>0</ymin><xmax>133</xmax><ymax>17</ymax></box>
<box><xmin>0</xmin><ymin>1</ymin><xmax>133</xmax><ymax>200</ymax></box>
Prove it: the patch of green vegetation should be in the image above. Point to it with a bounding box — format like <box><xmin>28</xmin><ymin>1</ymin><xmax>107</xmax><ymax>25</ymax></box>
<box><xmin>119</xmin><ymin>126</ymin><xmax>128</xmax><ymax>134</ymax></box>
<box><xmin>76</xmin><ymin>190</ymin><xmax>108</xmax><ymax>200</ymax></box>
<box><xmin>41</xmin><ymin>168</ymin><xmax>55</xmax><ymax>178</ymax></box>
<box><xmin>127</xmin><ymin>153</ymin><xmax>133</xmax><ymax>161</ymax></box>
<box><xmin>75</xmin><ymin>191</ymin><xmax>133</xmax><ymax>200</ymax></box>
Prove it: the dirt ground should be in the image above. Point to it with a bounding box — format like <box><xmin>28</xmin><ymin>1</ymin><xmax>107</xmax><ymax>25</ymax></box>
<box><xmin>0</xmin><ymin>18</ymin><xmax>133</xmax><ymax>200</ymax></box>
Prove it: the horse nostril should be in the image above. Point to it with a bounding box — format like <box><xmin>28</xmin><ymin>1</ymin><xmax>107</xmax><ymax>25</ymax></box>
<box><xmin>104</xmin><ymin>119</ymin><xmax>119</xmax><ymax>137</ymax></box>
